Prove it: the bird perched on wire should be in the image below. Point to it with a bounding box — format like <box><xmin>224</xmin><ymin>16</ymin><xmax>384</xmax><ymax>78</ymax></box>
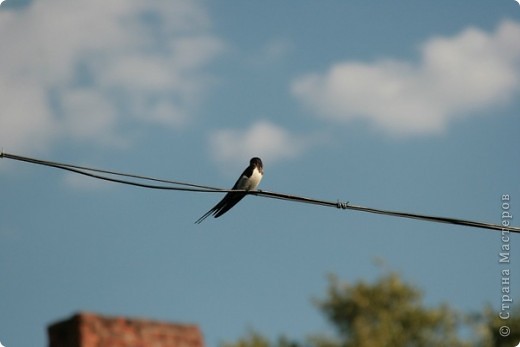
<box><xmin>195</xmin><ymin>157</ymin><xmax>263</xmax><ymax>223</ymax></box>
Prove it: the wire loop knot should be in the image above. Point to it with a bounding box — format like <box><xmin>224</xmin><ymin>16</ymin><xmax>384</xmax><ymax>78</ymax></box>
<box><xmin>337</xmin><ymin>200</ymin><xmax>349</xmax><ymax>209</ymax></box>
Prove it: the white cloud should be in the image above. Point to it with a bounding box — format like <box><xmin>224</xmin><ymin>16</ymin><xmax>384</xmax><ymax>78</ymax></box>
<box><xmin>250</xmin><ymin>37</ymin><xmax>294</xmax><ymax>65</ymax></box>
<box><xmin>210</xmin><ymin>120</ymin><xmax>311</xmax><ymax>170</ymax></box>
<box><xmin>0</xmin><ymin>0</ymin><xmax>224</xmax><ymax>154</ymax></box>
<box><xmin>291</xmin><ymin>20</ymin><xmax>520</xmax><ymax>136</ymax></box>
<box><xmin>0</xmin><ymin>81</ymin><xmax>57</xmax><ymax>153</ymax></box>
<box><xmin>263</xmin><ymin>38</ymin><xmax>293</xmax><ymax>61</ymax></box>
<box><xmin>60</xmin><ymin>88</ymin><xmax>124</xmax><ymax>147</ymax></box>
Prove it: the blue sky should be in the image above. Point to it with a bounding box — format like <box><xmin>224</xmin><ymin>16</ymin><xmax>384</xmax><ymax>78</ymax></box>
<box><xmin>1</xmin><ymin>1</ymin><xmax>519</xmax><ymax>346</ymax></box>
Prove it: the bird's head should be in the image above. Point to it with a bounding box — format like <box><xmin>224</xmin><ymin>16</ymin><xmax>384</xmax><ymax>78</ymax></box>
<box><xmin>250</xmin><ymin>157</ymin><xmax>263</xmax><ymax>174</ymax></box>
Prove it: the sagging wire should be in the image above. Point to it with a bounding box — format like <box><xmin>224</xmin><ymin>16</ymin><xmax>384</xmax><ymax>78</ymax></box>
<box><xmin>250</xmin><ymin>190</ymin><xmax>516</xmax><ymax>232</ymax></box>
<box><xmin>1</xmin><ymin>151</ymin><xmax>519</xmax><ymax>234</ymax></box>
<box><xmin>1</xmin><ymin>151</ymin><xmax>225</xmax><ymax>193</ymax></box>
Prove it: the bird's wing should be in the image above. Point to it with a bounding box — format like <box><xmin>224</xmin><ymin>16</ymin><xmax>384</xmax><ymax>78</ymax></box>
<box><xmin>194</xmin><ymin>166</ymin><xmax>252</xmax><ymax>223</ymax></box>
<box><xmin>212</xmin><ymin>191</ymin><xmax>246</xmax><ymax>218</ymax></box>
<box><xmin>230</xmin><ymin>165</ymin><xmax>254</xmax><ymax>189</ymax></box>
<box><xmin>194</xmin><ymin>190</ymin><xmax>247</xmax><ymax>223</ymax></box>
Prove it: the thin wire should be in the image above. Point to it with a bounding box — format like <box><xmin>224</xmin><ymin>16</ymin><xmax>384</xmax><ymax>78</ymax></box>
<box><xmin>250</xmin><ymin>190</ymin><xmax>516</xmax><ymax>233</ymax></box>
<box><xmin>2</xmin><ymin>151</ymin><xmax>519</xmax><ymax>233</ymax></box>
<box><xmin>1</xmin><ymin>152</ymin><xmax>222</xmax><ymax>192</ymax></box>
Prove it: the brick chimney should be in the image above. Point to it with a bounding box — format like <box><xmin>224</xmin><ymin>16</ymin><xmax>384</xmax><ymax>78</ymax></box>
<box><xmin>47</xmin><ymin>312</ymin><xmax>204</xmax><ymax>347</ymax></box>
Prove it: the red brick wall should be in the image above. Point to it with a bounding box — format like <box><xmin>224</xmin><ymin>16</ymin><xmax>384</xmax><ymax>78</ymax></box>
<box><xmin>48</xmin><ymin>312</ymin><xmax>204</xmax><ymax>347</ymax></box>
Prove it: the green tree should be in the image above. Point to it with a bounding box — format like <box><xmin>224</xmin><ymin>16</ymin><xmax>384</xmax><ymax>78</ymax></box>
<box><xmin>470</xmin><ymin>305</ymin><xmax>520</xmax><ymax>347</ymax></box>
<box><xmin>221</xmin><ymin>272</ymin><xmax>519</xmax><ymax>347</ymax></box>
<box><xmin>312</xmin><ymin>273</ymin><xmax>470</xmax><ymax>347</ymax></box>
<box><xmin>221</xmin><ymin>330</ymin><xmax>300</xmax><ymax>347</ymax></box>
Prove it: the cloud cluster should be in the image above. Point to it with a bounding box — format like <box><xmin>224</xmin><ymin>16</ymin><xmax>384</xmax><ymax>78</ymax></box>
<box><xmin>291</xmin><ymin>20</ymin><xmax>520</xmax><ymax>136</ymax></box>
<box><xmin>0</xmin><ymin>0</ymin><xmax>224</xmax><ymax>153</ymax></box>
<box><xmin>3</xmin><ymin>2</ymin><xmax>518</xmax><ymax>168</ymax></box>
<box><xmin>210</xmin><ymin>120</ymin><xmax>311</xmax><ymax>170</ymax></box>
<box><xmin>208</xmin><ymin>21</ymin><xmax>520</xmax><ymax>167</ymax></box>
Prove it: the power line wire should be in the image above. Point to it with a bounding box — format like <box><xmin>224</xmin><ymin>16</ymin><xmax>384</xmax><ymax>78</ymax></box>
<box><xmin>1</xmin><ymin>151</ymin><xmax>518</xmax><ymax>233</ymax></box>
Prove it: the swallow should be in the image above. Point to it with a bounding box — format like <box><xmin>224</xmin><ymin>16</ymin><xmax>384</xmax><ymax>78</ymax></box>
<box><xmin>195</xmin><ymin>157</ymin><xmax>263</xmax><ymax>223</ymax></box>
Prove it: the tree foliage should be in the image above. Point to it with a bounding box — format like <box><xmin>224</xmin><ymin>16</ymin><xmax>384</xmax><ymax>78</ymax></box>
<box><xmin>221</xmin><ymin>272</ymin><xmax>519</xmax><ymax>347</ymax></box>
<box><xmin>473</xmin><ymin>305</ymin><xmax>520</xmax><ymax>347</ymax></box>
<box><xmin>313</xmin><ymin>273</ymin><xmax>469</xmax><ymax>347</ymax></box>
<box><xmin>221</xmin><ymin>330</ymin><xmax>299</xmax><ymax>347</ymax></box>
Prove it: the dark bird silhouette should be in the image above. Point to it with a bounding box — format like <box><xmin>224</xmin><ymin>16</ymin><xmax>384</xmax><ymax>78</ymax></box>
<box><xmin>195</xmin><ymin>157</ymin><xmax>263</xmax><ymax>223</ymax></box>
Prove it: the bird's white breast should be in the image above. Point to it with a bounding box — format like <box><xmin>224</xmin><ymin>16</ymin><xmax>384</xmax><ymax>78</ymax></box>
<box><xmin>236</xmin><ymin>167</ymin><xmax>262</xmax><ymax>191</ymax></box>
<box><xmin>247</xmin><ymin>167</ymin><xmax>263</xmax><ymax>190</ymax></box>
